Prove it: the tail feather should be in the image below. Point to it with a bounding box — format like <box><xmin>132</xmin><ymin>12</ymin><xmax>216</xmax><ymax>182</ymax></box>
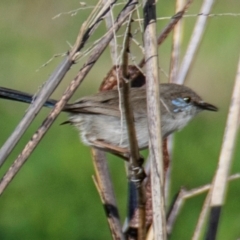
<box><xmin>0</xmin><ymin>87</ymin><xmax>57</xmax><ymax>108</ymax></box>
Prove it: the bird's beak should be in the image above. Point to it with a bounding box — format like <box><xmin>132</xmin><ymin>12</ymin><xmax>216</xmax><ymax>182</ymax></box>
<box><xmin>196</xmin><ymin>101</ymin><xmax>218</xmax><ymax>111</ymax></box>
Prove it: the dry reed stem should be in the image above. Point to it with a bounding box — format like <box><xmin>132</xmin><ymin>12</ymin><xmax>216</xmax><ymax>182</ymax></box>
<box><xmin>143</xmin><ymin>0</ymin><xmax>166</xmax><ymax>239</ymax></box>
<box><xmin>146</xmin><ymin>225</ymin><xmax>153</xmax><ymax>240</ymax></box>
<box><xmin>0</xmin><ymin>56</ymin><xmax>72</xmax><ymax>167</ymax></box>
<box><xmin>92</xmin><ymin>149</ymin><xmax>124</xmax><ymax>240</ymax></box>
<box><xmin>103</xmin><ymin>0</ymin><xmax>118</xmax><ymax>63</ymax></box>
<box><xmin>192</xmin><ymin>187</ymin><xmax>212</xmax><ymax>240</ymax></box>
<box><xmin>139</xmin><ymin>0</ymin><xmax>193</xmax><ymax>68</ymax></box>
<box><xmin>169</xmin><ymin>0</ymin><xmax>185</xmax><ymax>83</ymax></box>
<box><xmin>176</xmin><ymin>0</ymin><xmax>216</xmax><ymax>84</ymax></box>
<box><xmin>167</xmin><ymin>0</ymin><xmax>217</xmax><ymax>237</ymax></box>
<box><xmin>205</xmin><ymin>56</ymin><xmax>240</xmax><ymax>240</ymax></box>
<box><xmin>165</xmin><ymin>0</ymin><xmax>185</xmax><ymax>212</ymax></box>
<box><xmin>127</xmin><ymin>1</ymin><xmax>194</xmax><ymax>236</ymax></box>
<box><xmin>121</xmin><ymin>12</ymin><xmax>147</xmax><ymax>240</ymax></box>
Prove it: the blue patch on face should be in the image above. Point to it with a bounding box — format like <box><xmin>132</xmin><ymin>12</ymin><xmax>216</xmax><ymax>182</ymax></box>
<box><xmin>172</xmin><ymin>98</ymin><xmax>191</xmax><ymax>113</ymax></box>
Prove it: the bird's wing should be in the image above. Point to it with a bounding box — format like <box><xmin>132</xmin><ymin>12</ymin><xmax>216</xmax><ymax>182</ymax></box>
<box><xmin>64</xmin><ymin>89</ymin><xmax>121</xmax><ymax>117</ymax></box>
<box><xmin>64</xmin><ymin>88</ymin><xmax>147</xmax><ymax>118</ymax></box>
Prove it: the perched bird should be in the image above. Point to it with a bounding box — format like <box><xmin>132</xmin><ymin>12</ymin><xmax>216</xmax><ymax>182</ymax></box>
<box><xmin>0</xmin><ymin>84</ymin><xmax>217</xmax><ymax>156</ymax></box>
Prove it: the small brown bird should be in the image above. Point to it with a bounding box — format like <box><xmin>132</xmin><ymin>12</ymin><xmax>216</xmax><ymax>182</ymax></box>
<box><xmin>0</xmin><ymin>83</ymin><xmax>217</xmax><ymax>155</ymax></box>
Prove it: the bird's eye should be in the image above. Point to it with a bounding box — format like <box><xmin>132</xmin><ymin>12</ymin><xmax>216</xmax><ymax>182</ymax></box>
<box><xmin>183</xmin><ymin>97</ymin><xmax>191</xmax><ymax>103</ymax></box>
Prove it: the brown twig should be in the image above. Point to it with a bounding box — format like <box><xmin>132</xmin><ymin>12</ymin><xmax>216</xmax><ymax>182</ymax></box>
<box><xmin>92</xmin><ymin>149</ymin><xmax>124</xmax><ymax>240</ymax></box>
<box><xmin>120</xmin><ymin>12</ymin><xmax>147</xmax><ymax>240</ymax></box>
<box><xmin>0</xmin><ymin>0</ymin><xmax>138</xmax><ymax>196</ymax></box>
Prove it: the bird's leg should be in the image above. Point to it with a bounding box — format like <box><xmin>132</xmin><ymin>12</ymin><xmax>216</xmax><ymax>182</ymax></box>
<box><xmin>91</xmin><ymin>140</ymin><xmax>130</xmax><ymax>161</ymax></box>
<box><xmin>129</xmin><ymin>155</ymin><xmax>146</xmax><ymax>186</ymax></box>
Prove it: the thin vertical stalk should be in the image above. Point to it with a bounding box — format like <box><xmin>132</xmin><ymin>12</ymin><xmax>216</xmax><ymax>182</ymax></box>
<box><xmin>92</xmin><ymin>149</ymin><xmax>124</xmax><ymax>240</ymax></box>
<box><xmin>169</xmin><ymin>0</ymin><xmax>185</xmax><ymax>83</ymax></box>
<box><xmin>166</xmin><ymin>0</ymin><xmax>185</xmax><ymax>209</ymax></box>
<box><xmin>143</xmin><ymin>0</ymin><xmax>166</xmax><ymax>239</ymax></box>
<box><xmin>205</xmin><ymin>57</ymin><xmax>240</xmax><ymax>239</ymax></box>
<box><xmin>121</xmin><ymin>13</ymin><xmax>147</xmax><ymax>240</ymax></box>
<box><xmin>103</xmin><ymin>0</ymin><xmax>118</xmax><ymax>63</ymax></box>
<box><xmin>176</xmin><ymin>0</ymin><xmax>215</xmax><ymax>84</ymax></box>
<box><xmin>138</xmin><ymin>0</ymin><xmax>193</xmax><ymax>68</ymax></box>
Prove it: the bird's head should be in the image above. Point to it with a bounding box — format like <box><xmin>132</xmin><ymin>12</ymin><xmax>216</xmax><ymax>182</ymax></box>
<box><xmin>161</xmin><ymin>83</ymin><xmax>218</xmax><ymax>117</ymax></box>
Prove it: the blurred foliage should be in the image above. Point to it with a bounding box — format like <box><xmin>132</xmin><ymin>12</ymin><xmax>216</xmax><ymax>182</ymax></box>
<box><xmin>0</xmin><ymin>0</ymin><xmax>240</xmax><ymax>239</ymax></box>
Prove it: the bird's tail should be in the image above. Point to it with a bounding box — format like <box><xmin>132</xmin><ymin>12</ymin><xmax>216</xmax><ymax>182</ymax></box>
<box><xmin>0</xmin><ymin>87</ymin><xmax>57</xmax><ymax>108</ymax></box>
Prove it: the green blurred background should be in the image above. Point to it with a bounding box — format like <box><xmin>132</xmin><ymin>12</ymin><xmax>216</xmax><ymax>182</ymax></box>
<box><xmin>0</xmin><ymin>1</ymin><xmax>240</xmax><ymax>239</ymax></box>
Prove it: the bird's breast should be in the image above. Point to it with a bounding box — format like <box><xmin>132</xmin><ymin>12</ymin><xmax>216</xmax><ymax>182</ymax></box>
<box><xmin>161</xmin><ymin>112</ymin><xmax>193</xmax><ymax>138</ymax></box>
